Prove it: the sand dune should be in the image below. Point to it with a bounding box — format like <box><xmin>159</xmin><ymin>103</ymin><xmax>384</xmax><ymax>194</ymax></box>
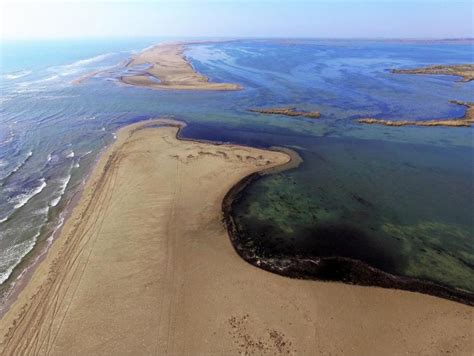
<box><xmin>0</xmin><ymin>120</ymin><xmax>471</xmax><ymax>355</ymax></box>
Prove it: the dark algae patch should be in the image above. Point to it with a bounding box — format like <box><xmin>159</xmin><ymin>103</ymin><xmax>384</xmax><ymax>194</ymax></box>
<box><xmin>249</xmin><ymin>107</ymin><xmax>321</xmax><ymax>119</ymax></box>
<box><xmin>223</xmin><ymin>137</ymin><xmax>474</xmax><ymax>305</ymax></box>
<box><xmin>224</xmin><ymin>174</ymin><xmax>474</xmax><ymax>306</ymax></box>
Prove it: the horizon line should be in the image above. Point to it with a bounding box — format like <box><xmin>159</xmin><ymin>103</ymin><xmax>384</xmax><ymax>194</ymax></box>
<box><xmin>2</xmin><ymin>36</ymin><xmax>474</xmax><ymax>42</ymax></box>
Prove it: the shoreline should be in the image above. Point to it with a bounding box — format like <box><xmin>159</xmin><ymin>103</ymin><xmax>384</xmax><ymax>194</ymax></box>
<box><xmin>223</xmin><ymin>168</ymin><xmax>474</xmax><ymax>306</ymax></box>
<box><xmin>0</xmin><ymin>138</ymin><xmax>114</xmax><ymax>319</ymax></box>
<box><xmin>1</xmin><ymin>120</ymin><xmax>472</xmax><ymax>355</ymax></box>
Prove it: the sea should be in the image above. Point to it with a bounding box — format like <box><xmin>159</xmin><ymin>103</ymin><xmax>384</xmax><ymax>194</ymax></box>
<box><xmin>0</xmin><ymin>38</ymin><xmax>473</xmax><ymax>301</ymax></box>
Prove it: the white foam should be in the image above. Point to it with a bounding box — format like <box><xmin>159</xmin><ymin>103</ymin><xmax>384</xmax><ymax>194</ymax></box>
<box><xmin>0</xmin><ymin>234</ymin><xmax>38</xmax><ymax>284</ymax></box>
<box><xmin>47</xmin><ymin>213</ymin><xmax>65</xmax><ymax>243</ymax></box>
<box><xmin>10</xmin><ymin>178</ymin><xmax>47</xmax><ymax>209</ymax></box>
<box><xmin>50</xmin><ymin>174</ymin><xmax>71</xmax><ymax>207</ymax></box>
<box><xmin>30</xmin><ymin>74</ymin><xmax>59</xmax><ymax>84</ymax></box>
<box><xmin>33</xmin><ymin>206</ymin><xmax>50</xmax><ymax>216</ymax></box>
<box><xmin>53</xmin><ymin>53</ymin><xmax>115</xmax><ymax>77</ymax></box>
<box><xmin>3</xmin><ymin>70</ymin><xmax>32</xmax><ymax>80</ymax></box>
<box><xmin>66</xmin><ymin>151</ymin><xmax>75</xmax><ymax>158</ymax></box>
<box><xmin>67</xmin><ymin>53</ymin><xmax>114</xmax><ymax>68</ymax></box>
<box><xmin>77</xmin><ymin>150</ymin><xmax>92</xmax><ymax>161</ymax></box>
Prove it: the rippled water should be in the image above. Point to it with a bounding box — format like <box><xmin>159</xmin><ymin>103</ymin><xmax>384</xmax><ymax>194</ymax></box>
<box><xmin>0</xmin><ymin>39</ymin><xmax>473</xmax><ymax>295</ymax></box>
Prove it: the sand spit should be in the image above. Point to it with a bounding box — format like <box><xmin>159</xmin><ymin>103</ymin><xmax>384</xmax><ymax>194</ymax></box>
<box><xmin>358</xmin><ymin>100</ymin><xmax>474</xmax><ymax>127</ymax></box>
<box><xmin>120</xmin><ymin>42</ymin><xmax>241</xmax><ymax>91</ymax></box>
<box><xmin>392</xmin><ymin>64</ymin><xmax>474</xmax><ymax>82</ymax></box>
<box><xmin>250</xmin><ymin>107</ymin><xmax>321</xmax><ymax>118</ymax></box>
<box><xmin>0</xmin><ymin>120</ymin><xmax>471</xmax><ymax>355</ymax></box>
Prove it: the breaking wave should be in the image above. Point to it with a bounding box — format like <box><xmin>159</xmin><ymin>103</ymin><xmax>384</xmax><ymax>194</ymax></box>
<box><xmin>0</xmin><ymin>234</ymin><xmax>39</xmax><ymax>284</ymax></box>
<box><xmin>3</xmin><ymin>70</ymin><xmax>32</xmax><ymax>80</ymax></box>
<box><xmin>10</xmin><ymin>178</ymin><xmax>47</xmax><ymax>209</ymax></box>
<box><xmin>50</xmin><ymin>174</ymin><xmax>71</xmax><ymax>207</ymax></box>
<box><xmin>1</xmin><ymin>151</ymin><xmax>33</xmax><ymax>183</ymax></box>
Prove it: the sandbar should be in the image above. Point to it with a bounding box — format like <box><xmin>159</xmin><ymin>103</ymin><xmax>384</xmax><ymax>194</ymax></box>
<box><xmin>358</xmin><ymin>100</ymin><xmax>474</xmax><ymax>127</ymax></box>
<box><xmin>0</xmin><ymin>120</ymin><xmax>471</xmax><ymax>355</ymax></box>
<box><xmin>120</xmin><ymin>42</ymin><xmax>242</xmax><ymax>91</ymax></box>
<box><xmin>392</xmin><ymin>64</ymin><xmax>474</xmax><ymax>82</ymax></box>
<box><xmin>249</xmin><ymin>107</ymin><xmax>321</xmax><ymax>118</ymax></box>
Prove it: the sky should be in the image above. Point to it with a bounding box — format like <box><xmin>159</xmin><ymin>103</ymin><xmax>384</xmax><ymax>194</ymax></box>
<box><xmin>1</xmin><ymin>0</ymin><xmax>473</xmax><ymax>40</ymax></box>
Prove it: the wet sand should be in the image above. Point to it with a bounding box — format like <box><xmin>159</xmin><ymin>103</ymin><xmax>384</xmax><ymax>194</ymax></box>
<box><xmin>0</xmin><ymin>120</ymin><xmax>471</xmax><ymax>355</ymax></box>
<box><xmin>120</xmin><ymin>42</ymin><xmax>242</xmax><ymax>91</ymax></box>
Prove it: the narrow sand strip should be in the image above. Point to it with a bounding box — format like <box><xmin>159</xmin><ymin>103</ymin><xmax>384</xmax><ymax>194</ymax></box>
<box><xmin>120</xmin><ymin>43</ymin><xmax>242</xmax><ymax>91</ymax></box>
<box><xmin>0</xmin><ymin>120</ymin><xmax>471</xmax><ymax>355</ymax></box>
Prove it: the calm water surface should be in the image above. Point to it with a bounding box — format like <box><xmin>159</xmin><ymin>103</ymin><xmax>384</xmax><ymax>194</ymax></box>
<box><xmin>0</xmin><ymin>38</ymin><xmax>473</xmax><ymax>296</ymax></box>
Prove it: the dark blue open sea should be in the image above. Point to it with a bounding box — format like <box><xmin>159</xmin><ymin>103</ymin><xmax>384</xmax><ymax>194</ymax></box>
<box><xmin>0</xmin><ymin>38</ymin><xmax>473</xmax><ymax>300</ymax></box>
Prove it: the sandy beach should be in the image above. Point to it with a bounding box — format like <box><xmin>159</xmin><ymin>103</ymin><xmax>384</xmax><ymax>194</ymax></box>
<box><xmin>120</xmin><ymin>42</ymin><xmax>242</xmax><ymax>91</ymax></box>
<box><xmin>0</xmin><ymin>120</ymin><xmax>471</xmax><ymax>356</ymax></box>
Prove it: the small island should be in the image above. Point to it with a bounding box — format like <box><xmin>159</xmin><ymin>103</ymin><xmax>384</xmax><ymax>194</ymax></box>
<box><xmin>358</xmin><ymin>100</ymin><xmax>474</xmax><ymax>127</ymax></box>
<box><xmin>392</xmin><ymin>64</ymin><xmax>474</xmax><ymax>82</ymax></box>
<box><xmin>120</xmin><ymin>42</ymin><xmax>242</xmax><ymax>91</ymax></box>
<box><xmin>249</xmin><ymin>107</ymin><xmax>321</xmax><ymax>118</ymax></box>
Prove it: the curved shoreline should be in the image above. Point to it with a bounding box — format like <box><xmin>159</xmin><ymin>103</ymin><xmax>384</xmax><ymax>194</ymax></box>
<box><xmin>357</xmin><ymin>100</ymin><xmax>474</xmax><ymax>127</ymax></box>
<box><xmin>1</xmin><ymin>119</ymin><xmax>471</xmax><ymax>355</ymax></box>
<box><xmin>222</xmin><ymin>161</ymin><xmax>474</xmax><ymax>306</ymax></box>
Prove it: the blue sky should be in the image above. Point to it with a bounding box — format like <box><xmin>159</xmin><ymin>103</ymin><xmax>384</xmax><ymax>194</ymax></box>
<box><xmin>1</xmin><ymin>0</ymin><xmax>473</xmax><ymax>39</ymax></box>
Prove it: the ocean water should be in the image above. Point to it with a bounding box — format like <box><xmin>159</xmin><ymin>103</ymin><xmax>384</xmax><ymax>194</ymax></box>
<box><xmin>0</xmin><ymin>38</ymin><xmax>473</xmax><ymax>297</ymax></box>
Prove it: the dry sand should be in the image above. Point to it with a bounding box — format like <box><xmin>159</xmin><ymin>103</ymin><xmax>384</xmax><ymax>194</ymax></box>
<box><xmin>0</xmin><ymin>120</ymin><xmax>472</xmax><ymax>356</ymax></box>
<box><xmin>120</xmin><ymin>43</ymin><xmax>241</xmax><ymax>91</ymax></box>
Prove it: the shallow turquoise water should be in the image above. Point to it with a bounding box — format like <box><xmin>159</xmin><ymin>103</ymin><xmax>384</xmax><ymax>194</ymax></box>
<box><xmin>0</xmin><ymin>39</ymin><xmax>473</xmax><ymax>293</ymax></box>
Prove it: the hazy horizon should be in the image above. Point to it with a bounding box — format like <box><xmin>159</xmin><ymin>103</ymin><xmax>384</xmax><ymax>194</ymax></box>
<box><xmin>1</xmin><ymin>0</ymin><xmax>473</xmax><ymax>40</ymax></box>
